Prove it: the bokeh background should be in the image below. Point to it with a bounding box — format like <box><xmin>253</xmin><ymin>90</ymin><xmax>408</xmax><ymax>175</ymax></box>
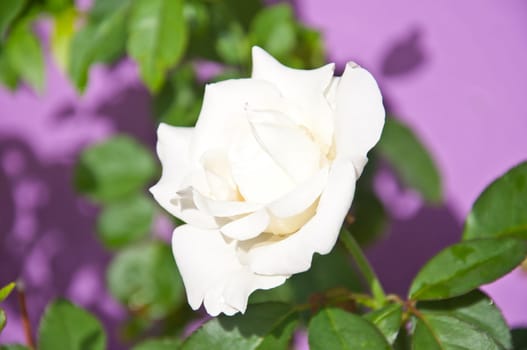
<box><xmin>1</xmin><ymin>0</ymin><xmax>526</xmax><ymax>347</ymax></box>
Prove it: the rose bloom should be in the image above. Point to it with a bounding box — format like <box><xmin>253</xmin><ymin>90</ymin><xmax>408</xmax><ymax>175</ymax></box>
<box><xmin>150</xmin><ymin>47</ymin><xmax>384</xmax><ymax>316</ymax></box>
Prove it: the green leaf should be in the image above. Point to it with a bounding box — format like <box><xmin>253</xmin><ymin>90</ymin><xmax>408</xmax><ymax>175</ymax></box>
<box><xmin>0</xmin><ymin>0</ymin><xmax>26</xmax><ymax>37</ymax></box>
<box><xmin>292</xmin><ymin>26</ymin><xmax>325</xmax><ymax>69</ymax></box>
<box><xmin>308</xmin><ymin>308</ymin><xmax>391</xmax><ymax>350</ymax></box>
<box><xmin>364</xmin><ymin>303</ymin><xmax>403</xmax><ymax>344</ymax></box>
<box><xmin>153</xmin><ymin>65</ymin><xmax>203</xmax><ymax>127</ymax></box>
<box><xmin>38</xmin><ymin>299</ymin><xmax>106</xmax><ymax>350</ymax></box>
<box><xmin>0</xmin><ymin>345</ymin><xmax>31</xmax><ymax>350</ymax></box>
<box><xmin>68</xmin><ymin>2</ymin><xmax>128</xmax><ymax>91</ymax></box>
<box><xmin>51</xmin><ymin>7</ymin><xmax>76</xmax><ymax>71</ymax></box>
<box><xmin>409</xmin><ymin>238</ymin><xmax>527</xmax><ymax>300</ymax></box>
<box><xmin>182</xmin><ymin>302</ymin><xmax>298</xmax><ymax>350</ymax></box>
<box><xmin>0</xmin><ymin>45</ymin><xmax>19</xmax><ymax>89</ymax></box>
<box><xmin>107</xmin><ymin>241</ymin><xmax>184</xmax><ymax>319</ymax></box>
<box><xmin>249</xmin><ymin>4</ymin><xmax>297</xmax><ymax>60</ymax></box>
<box><xmin>348</xmin><ymin>189</ymin><xmax>388</xmax><ymax>246</ymax></box>
<box><xmin>377</xmin><ymin>117</ymin><xmax>442</xmax><ymax>203</ymax></box>
<box><xmin>44</xmin><ymin>0</ymin><xmax>72</xmax><ymax>14</ymax></box>
<box><xmin>512</xmin><ymin>328</ymin><xmax>527</xmax><ymax>350</ymax></box>
<box><xmin>132</xmin><ymin>338</ymin><xmax>182</xmax><ymax>350</ymax></box>
<box><xmin>250</xmin><ymin>246</ymin><xmax>361</xmax><ymax>304</ymax></box>
<box><xmin>73</xmin><ymin>135</ymin><xmax>157</xmax><ymax>203</ymax></box>
<box><xmin>416</xmin><ymin>290</ymin><xmax>512</xmax><ymax>349</ymax></box>
<box><xmin>128</xmin><ymin>0</ymin><xmax>187</xmax><ymax>92</ymax></box>
<box><xmin>96</xmin><ymin>194</ymin><xmax>154</xmax><ymax>249</ymax></box>
<box><xmin>464</xmin><ymin>161</ymin><xmax>527</xmax><ymax>241</ymax></box>
<box><xmin>0</xmin><ymin>282</ymin><xmax>15</xmax><ymax>302</ymax></box>
<box><xmin>0</xmin><ymin>309</ymin><xmax>6</xmax><ymax>333</ymax></box>
<box><xmin>216</xmin><ymin>22</ymin><xmax>249</xmax><ymax>65</ymax></box>
<box><xmin>5</xmin><ymin>20</ymin><xmax>45</xmax><ymax>92</ymax></box>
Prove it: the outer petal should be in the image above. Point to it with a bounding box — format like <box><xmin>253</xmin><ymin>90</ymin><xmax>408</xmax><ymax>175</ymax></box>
<box><xmin>251</xmin><ymin>46</ymin><xmax>335</xmax><ymax>150</ymax></box>
<box><xmin>242</xmin><ymin>158</ymin><xmax>356</xmax><ymax>275</ymax></box>
<box><xmin>334</xmin><ymin>63</ymin><xmax>385</xmax><ymax>176</ymax></box>
<box><xmin>220</xmin><ymin>209</ymin><xmax>270</xmax><ymax>241</ymax></box>
<box><xmin>149</xmin><ymin>124</ymin><xmax>218</xmax><ymax>228</ymax></box>
<box><xmin>172</xmin><ymin>225</ymin><xmax>288</xmax><ymax>316</ymax></box>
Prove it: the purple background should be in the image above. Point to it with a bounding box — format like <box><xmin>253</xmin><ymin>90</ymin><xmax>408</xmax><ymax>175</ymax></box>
<box><xmin>1</xmin><ymin>0</ymin><xmax>526</xmax><ymax>347</ymax></box>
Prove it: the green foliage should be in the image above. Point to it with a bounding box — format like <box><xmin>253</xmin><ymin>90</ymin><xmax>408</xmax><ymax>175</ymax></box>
<box><xmin>409</xmin><ymin>238</ymin><xmax>527</xmax><ymax>300</ymax></box>
<box><xmin>0</xmin><ymin>282</ymin><xmax>15</xmax><ymax>302</ymax></box>
<box><xmin>68</xmin><ymin>0</ymin><xmax>129</xmax><ymax>91</ymax></box>
<box><xmin>464</xmin><ymin>161</ymin><xmax>527</xmax><ymax>240</ymax></box>
<box><xmin>153</xmin><ymin>65</ymin><xmax>204</xmax><ymax>127</ymax></box>
<box><xmin>4</xmin><ymin>19</ymin><xmax>44</xmax><ymax>92</ymax></box>
<box><xmin>73</xmin><ymin>135</ymin><xmax>157</xmax><ymax>203</ymax></box>
<box><xmin>128</xmin><ymin>0</ymin><xmax>187</xmax><ymax>92</ymax></box>
<box><xmin>512</xmin><ymin>328</ymin><xmax>527</xmax><ymax>350</ymax></box>
<box><xmin>377</xmin><ymin>117</ymin><xmax>442</xmax><ymax>203</ymax></box>
<box><xmin>132</xmin><ymin>338</ymin><xmax>182</xmax><ymax>350</ymax></box>
<box><xmin>107</xmin><ymin>241</ymin><xmax>184</xmax><ymax>319</ymax></box>
<box><xmin>0</xmin><ymin>45</ymin><xmax>19</xmax><ymax>89</ymax></box>
<box><xmin>51</xmin><ymin>7</ymin><xmax>76</xmax><ymax>71</ymax></box>
<box><xmin>364</xmin><ymin>303</ymin><xmax>403</xmax><ymax>344</ymax></box>
<box><xmin>0</xmin><ymin>0</ymin><xmax>26</xmax><ymax>37</ymax></box>
<box><xmin>38</xmin><ymin>299</ymin><xmax>106</xmax><ymax>350</ymax></box>
<box><xmin>348</xmin><ymin>188</ymin><xmax>388</xmax><ymax>246</ymax></box>
<box><xmin>415</xmin><ymin>290</ymin><xmax>512</xmax><ymax>349</ymax></box>
<box><xmin>96</xmin><ymin>194</ymin><xmax>154</xmax><ymax>249</ymax></box>
<box><xmin>182</xmin><ymin>303</ymin><xmax>298</xmax><ymax>350</ymax></box>
<box><xmin>0</xmin><ymin>345</ymin><xmax>31</xmax><ymax>350</ymax></box>
<box><xmin>0</xmin><ymin>309</ymin><xmax>5</xmax><ymax>333</ymax></box>
<box><xmin>308</xmin><ymin>307</ymin><xmax>391</xmax><ymax>350</ymax></box>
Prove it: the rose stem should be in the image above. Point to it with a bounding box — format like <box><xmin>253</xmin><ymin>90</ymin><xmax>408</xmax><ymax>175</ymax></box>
<box><xmin>17</xmin><ymin>281</ymin><xmax>35</xmax><ymax>350</ymax></box>
<box><xmin>339</xmin><ymin>228</ymin><xmax>387</xmax><ymax>307</ymax></box>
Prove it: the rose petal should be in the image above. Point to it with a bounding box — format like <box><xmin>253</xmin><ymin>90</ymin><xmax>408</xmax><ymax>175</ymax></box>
<box><xmin>335</xmin><ymin>63</ymin><xmax>385</xmax><ymax>176</ymax></box>
<box><xmin>242</xmin><ymin>158</ymin><xmax>356</xmax><ymax>275</ymax></box>
<box><xmin>267</xmin><ymin>167</ymin><xmax>329</xmax><ymax>218</ymax></box>
<box><xmin>172</xmin><ymin>225</ymin><xmax>288</xmax><ymax>315</ymax></box>
<box><xmin>325</xmin><ymin>77</ymin><xmax>340</xmax><ymax>110</ymax></box>
<box><xmin>192</xmin><ymin>189</ymin><xmax>263</xmax><ymax>217</ymax></box>
<box><xmin>248</xmin><ymin>109</ymin><xmax>322</xmax><ymax>184</ymax></box>
<box><xmin>149</xmin><ymin>125</ymin><xmax>218</xmax><ymax>228</ymax></box>
<box><xmin>190</xmin><ymin>79</ymin><xmax>283</xmax><ymax>164</ymax></box>
<box><xmin>251</xmin><ymin>46</ymin><xmax>335</xmax><ymax>150</ymax></box>
<box><xmin>220</xmin><ymin>209</ymin><xmax>270</xmax><ymax>241</ymax></box>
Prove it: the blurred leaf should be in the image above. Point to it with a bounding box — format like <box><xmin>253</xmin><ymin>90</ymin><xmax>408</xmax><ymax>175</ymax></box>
<box><xmin>107</xmin><ymin>241</ymin><xmax>184</xmax><ymax>319</ymax></box>
<box><xmin>0</xmin><ymin>45</ymin><xmax>19</xmax><ymax>89</ymax></box>
<box><xmin>377</xmin><ymin>117</ymin><xmax>442</xmax><ymax>203</ymax></box>
<box><xmin>0</xmin><ymin>309</ymin><xmax>5</xmax><ymax>333</ymax></box>
<box><xmin>0</xmin><ymin>0</ymin><xmax>26</xmax><ymax>37</ymax></box>
<box><xmin>132</xmin><ymin>338</ymin><xmax>182</xmax><ymax>350</ymax></box>
<box><xmin>5</xmin><ymin>19</ymin><xmax>44</xmax><ymax>92</ymax></box>
<box><xmin>0</xmin><ymin>282</ymin><xmax>15</xmax><ymax>302</ymax></box>
<box><xmin>292</xmin><ymin>26</ymin><xmax>325</xmax><ymax>69</ymax></box>
<box><xmin>73</xmin><ymin>135</ymin><xmax>157</xmax><ymax>203</ymax></box>
<box><xmin>44</xmin><ymin>0</ymin><xmax>72</xmax><ymax>14</ymax></box>
<box><xmin>0</xmin><ymin>346</ymin><xmax>31</xmax><ymax>350</ymax></box>
<box><xmin>409</xmin><ymin>238</ymin><xmax>527</xmax><ymax>300</ymax></box>
<box><xmin>463</xmin><ymin>161</ymin><xmax>527</xmax><ymax>241</ymax></box>
<box><xmin>216</xmin><ymin>22</ymin><xmax>249</xmax><ymax>66</ymax></box>
<box><xmin>364</xmin><ymin>303</ymin><xmax>403</xmax><ymax>344</ymax></box>
<box><xmin>68</xmin><ymin>2</ymin><xmax>129</xmax><ymax>91</ymax></box>
<box><xmin>153</xmin><ymin>65</ymin><xmax>203</xmax><ymax>127</ymax></box>
<box><xmin>512</xmin><ymin>328</ymin><xmax>527</xmax><ymax>350</ymax></box>
<box><xmin>128</xmin><ymin>0</ymin><xmax>187</xmax><ymax>92</ymax></box>
<box><xmin>250</xmin><ymin>246</ymin><xmax>361</xmax><ymax>304</ymax></box>
<box><xmin>96</xmin><ymin>194</ymin><xmax>154</xmax><ymax>249</ymax></box>
<box><xmin>348</xmin><ymin>188</ymin><xmax>388</xmax><ymax>246</ymax></box>
<box><xmin>308</xmin><ymin>308</ymin><xmax>391</xmax><ymax>350</ymax></box>
<box><xmin>223</xmin><ymin>0</ymin><xmax>263</xmax><ymax>30</ymax></box>
<box><xmin>51</xmin><ymin>7</ymin><xmax>75</xmax><ymax>71</ymax></box>
<box><xmin>182</xmin><ymin>303</ymin><xmax>298</xmax><ymax>350</ymax></box>
<box><xmin>38</xmin><ymin>299</ymin><xmax>106</xmax><ymax>350</ymax></box>
<box><xmin>249</xmin><ymin>4</ymin><xmax>297</xmax><ymax>60</ymax></box>
<box><xmin>416</xmin><ymin>290</ymin><xmax>512</xmax><ymax>349</ymax></box>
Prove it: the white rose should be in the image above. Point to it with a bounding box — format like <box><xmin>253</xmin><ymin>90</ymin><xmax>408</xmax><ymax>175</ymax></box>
<box><xmin>150</xmin><ymin>47</ymin><xmax>384</xmax><ymax>316</ymax></box>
